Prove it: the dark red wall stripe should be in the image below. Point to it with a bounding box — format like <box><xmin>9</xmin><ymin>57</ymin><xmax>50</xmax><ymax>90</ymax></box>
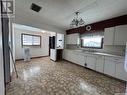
<box><xmin>66</xmin><ymin>15</ymin><xmax>127</xmax><ymax>34</ymax></box>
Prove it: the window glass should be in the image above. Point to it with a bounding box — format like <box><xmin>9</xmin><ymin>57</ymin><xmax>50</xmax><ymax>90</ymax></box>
<box><xmin>23</xmin><ymin>35</ymin><xmax>33</xmax><ymax>45</ymax></box>
<box><xmin>33</xmin><ymin>36</ymin><xmax>41</xmax><ymax>45</ymax></box>
<box><xmin>22</xmin><ymin>34</ymin><xmax>41</xmax><ymax>46</ymax></box>
<box><xmin>81</xmin><ymin>32</ymin><xmax>104</xmax><ymax>48</ymax></box>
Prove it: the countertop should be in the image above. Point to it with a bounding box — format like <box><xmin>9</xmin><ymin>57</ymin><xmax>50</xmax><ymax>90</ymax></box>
<box><xmin>64</xmin><ymin>49</ymin><xmax>125</xmax><ymax>58</ymax></box>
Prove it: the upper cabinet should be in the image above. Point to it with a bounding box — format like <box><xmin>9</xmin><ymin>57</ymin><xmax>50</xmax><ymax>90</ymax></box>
<box><xmin>56</xmin><ymin>33</ymin><xmax>64</xmax><ymax>49</ymax></box>
<box><xmin>114</xmin><ymin>25</ymin><xmax>127</xmax><ymax>45</ymax></box>
<box><xmin>104</xmin><ymin>25</ymin><xmax>127</xmax><ymax>45</ymax></box>
<box><xmin>66</xmin><ymin>33</ymin><xmax>80</xmax><ymax>45</ymax></box>
<box><xmin>104</xmin><ymin>27</ymin><xmax>115</xmax><ymax>45</ymax></box>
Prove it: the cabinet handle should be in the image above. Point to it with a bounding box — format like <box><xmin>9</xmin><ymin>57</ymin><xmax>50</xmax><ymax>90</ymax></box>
<box><xmin>84</xmin><ymin>63</ymin><xmax>87</xmax><ymax>67</ymax></box>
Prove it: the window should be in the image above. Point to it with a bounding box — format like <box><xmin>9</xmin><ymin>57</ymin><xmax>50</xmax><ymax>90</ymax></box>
<box><xmin>21</xmin><ymin>34</ymin><xmax>41</xmax><ymax>46</ymax></box>
<box><xmin>81</xmin><ymin>32</ymin><xmax>104</xmax><ymax>49</ymax></box>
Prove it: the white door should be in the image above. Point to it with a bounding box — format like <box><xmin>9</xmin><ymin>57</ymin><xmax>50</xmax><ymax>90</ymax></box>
<box><xmin>86</xmin><ymin>56</ymin><xmax>96</xmax><ymax>70</ymax></box>
<box><xmin>115</xmin><ymin>61</ymin><xmax>127</xmax><ymax>81</ymax></box>
<box><xmin>104</xmin><ymin>57</ymin><xmax>116</xmax><ymax>77</ymax></box>
<box><xmin>96</xmin><ymin>56</ymin><xmax>104</xmax><ymax>73</ymax></box>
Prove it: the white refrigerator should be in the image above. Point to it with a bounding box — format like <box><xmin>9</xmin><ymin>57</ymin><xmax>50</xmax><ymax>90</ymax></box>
<box><xmin>50</xmin><ymin>33</ymin><xmax>64</xmax><ymax>61</ymax></box>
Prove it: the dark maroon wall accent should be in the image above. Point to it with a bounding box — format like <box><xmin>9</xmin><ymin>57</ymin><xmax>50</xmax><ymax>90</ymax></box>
<box><xmin>66</xmin><ymin>15</ymin><xmax>127</xmax><ymax>34</ymax></box>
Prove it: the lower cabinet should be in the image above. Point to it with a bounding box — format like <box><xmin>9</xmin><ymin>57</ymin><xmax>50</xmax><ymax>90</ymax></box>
<box><xmin>115</xmin><ymin>61</ymin><xmax>127</xmax><ymax>81</ymax></box>
<box><xmin>75</xmin><ymin>54</ymin><xmax>86</xmax><ymax>66</ymax></box>
<box><xmin>70</xmin><ymin>52</ymin><xmax>77</xmax><ymax>63</ymax></box>
<box><xmin>85</xmin><ymin>56</ymin><xmax>96</xmax><ymax>70</ymax></box>
<box><xmin>96</xmin><ymin>56</ymin><xmax>104</xmax><ymax>73</ymax></box>
<box><xmin>63</xmin><ymin>50</ymin><xmax>73</xmax><ymax>62</ymax></box>
<box><xmin>63</xmin><ymin>50</ymin><xmax>126</xmax><ymax>81</ymax></box>
<box><xmin>104</xmin><ymin>57</ymin><xmax>116</xmax><ymax>77</ymax></box>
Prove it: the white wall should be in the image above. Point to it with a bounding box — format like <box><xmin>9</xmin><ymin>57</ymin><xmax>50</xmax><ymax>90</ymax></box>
<box><xmin>0</xmin><ymin>15</ymin><xmax>5</xmax><ymax>95</ymax></box>
<box><xmin>14</xmin><ymin>28</ymin><xmax>50</xmax><ymax>60</ymax></box>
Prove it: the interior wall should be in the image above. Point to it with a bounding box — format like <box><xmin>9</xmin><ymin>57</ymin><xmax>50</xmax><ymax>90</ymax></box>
<box><xmin>14</xmin><ymin>28</ymin><xmax>50</xmax><ymax>60</ymax></box>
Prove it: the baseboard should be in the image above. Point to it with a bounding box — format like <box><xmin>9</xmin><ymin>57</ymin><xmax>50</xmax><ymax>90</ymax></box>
<box><xmin>15</xmin><ymin>59</ymin><xmax>23</xmax><ymax>61</ymax></box>
<box><xmin>16</xmin><ymin>55</ymin><xmax>49</xmax><ymax>61</ymax></box>
<box><xmin>32</xmin><ymin>55</ymin><xmax>49</xmax><ymax>59</ymax></box>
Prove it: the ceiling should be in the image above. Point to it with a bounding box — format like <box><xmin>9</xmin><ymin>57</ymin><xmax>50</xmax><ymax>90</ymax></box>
<box><xmin>15</xmin><ymin>0</ymin><xmax>127</xmax><ymax>30</ymax></box>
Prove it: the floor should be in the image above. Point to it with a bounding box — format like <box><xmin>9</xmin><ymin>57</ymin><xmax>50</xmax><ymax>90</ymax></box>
<box><xmin>6</xmin><ymin>57</ymin><xmax>126</xmax><ymax>95</ymax></box>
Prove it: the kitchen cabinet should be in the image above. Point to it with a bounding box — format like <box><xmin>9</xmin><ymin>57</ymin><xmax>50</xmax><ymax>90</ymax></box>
<box><xmin>114</xmin><ymin>25</ymin><xmax>127</xmax><ymax>45</ymax></box>
<box><xmin>115</xmin><ymin>60</ymin><xmax>127</xmax><ymax>81</ymax></box>
<box><xmin>104</xmin><ymin>27</ymin><xmax>115</xmax><ymax>45</ymax></box>
<box><xmin>96</xmin><ymin>56</ymin><xmax>105</xmax><ymax>73</ymax></box>
<box><xmin>66</xmin><ymin>33</ymin><xmax>80</xmax><ymax>45</ymax></box>
<box><xmin>104</xmin><ymin>57</ymin><xmax>116</xmax><ymax>77</ymax></box>
<box><xmin>56</xmin><ymin>33</ymin><xmax>64</xmax><ymax>49</ymax></box>
<box><xmin>104</xmin><ymin>24</ymin><xmax>127</xmax><ymax>45</ymax></box>
<box><xmin>70</xmin><ymin>52</ymin><xmax>78</xmax><ymax>63</ymax></box>
<box><xmin>63</xmin><ymin>50</ymin><xmax>72</xmax><ymax>62</ymax></box>
<box><xmin>76</xmin><ymin>54</ymin><xmax>86</xmax><ymax>66</ymax></box>
<box><xmin>63</xmin><ymin>50</ymin><xmax>126</xmax><ymax>81</ymax></box>
<box><xmin>86</xmin><ymin>55</ymin><xmax>96</xmax><ymax>70</ymax></box>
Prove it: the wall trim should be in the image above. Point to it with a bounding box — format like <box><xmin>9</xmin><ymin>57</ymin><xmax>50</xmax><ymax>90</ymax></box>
<box><xmin>15</xmin><ymin>55</ymin><xmax>49</xmax><ymax>61</ymax></box>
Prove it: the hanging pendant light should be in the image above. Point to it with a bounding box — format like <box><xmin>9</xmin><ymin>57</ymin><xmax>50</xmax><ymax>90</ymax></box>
<box><xmin>70</xmin><ymin>12</ymin><xmax>85</xmax><ymax>28</ymax></box>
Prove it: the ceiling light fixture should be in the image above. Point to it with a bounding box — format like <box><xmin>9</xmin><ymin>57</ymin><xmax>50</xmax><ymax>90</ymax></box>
<box><xmin>70</xmin><ymin>12</ymin><xmax>85</xmax><ymax>28</ymax></box>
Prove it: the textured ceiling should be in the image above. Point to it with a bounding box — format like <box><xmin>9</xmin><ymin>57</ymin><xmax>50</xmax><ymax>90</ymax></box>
<box><xmin>15</xmin><ymin>0</ymin><xmax>127</xmax><ymax>30</ymax></box>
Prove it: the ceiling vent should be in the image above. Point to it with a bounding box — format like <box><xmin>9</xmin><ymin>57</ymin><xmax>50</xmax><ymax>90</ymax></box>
<box><xmin>30</xmin><ymin>3</ymin><xmax>42</xmax><ymax>12</ymax></box>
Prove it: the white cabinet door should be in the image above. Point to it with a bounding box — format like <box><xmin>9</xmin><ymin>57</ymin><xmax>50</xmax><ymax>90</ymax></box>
<box><xmin>56</xmin><ymin>33</ymin><xmax>64</xmax><ymax>49</ymax></box>
<box><xmin>115</xmin><ymin>61</ymin><xmax>127</xmax><ymax>81</ymax></box>
<box><xmin>96</xmin><ymin>56</ymin><xmax>104</xmax><ymax>73</ymax></box>
<box><xmin>76</xmin><ymin>54</ymin><xmax>86</xmax><ymax>66</ymax></box>
<box><xmin>66</xmin><ymin>35</ymin><xmax>71</xmax><ymax>44</ymax></box>
<box><xmin>66</xmin><ymin>33</ymin><xmax>79</xmax><ymax>44</ymax></box>
<box><xmin>114</xmin><ymin>25</ymin><xmax>127</xmax><ymax>45</ymax></box>
<box><xmin>63</xmin><ymin>50</ymin><xmax>73</xmax><ymax>62</ymax></box>
<box><xmin>104</xmin><ymin>27</ymin><xmax>115</xmax><ymax>45</ymax></box>
<box><xmin>86</xmin><ymin>56</ymin><xmax>96</xmax><ymax>70</ymax></box>
<box><xmin>104</xmin><ymin>57</ymin><xmax>116</xmax><ymax>77</ymax></box>
<box><xmin>71</xmin><ymin>52</ymin><xmax>78</xmax><ymax>63</ymax></box>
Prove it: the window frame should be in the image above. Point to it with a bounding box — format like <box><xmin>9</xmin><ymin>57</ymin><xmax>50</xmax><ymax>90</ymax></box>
<box><xmin>81</xmin><ymin>37</ymin><xmax>104</xmax><ymax>49</ymax></box>
<box><xmin>21</xmin><ymin>33</ymin><xmax>41</xmax><ymax>47</ymax></box>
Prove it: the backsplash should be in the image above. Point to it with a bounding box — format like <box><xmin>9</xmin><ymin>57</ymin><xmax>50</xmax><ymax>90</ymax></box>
<box><xmin>66</xmin><ymin>44</ymin><xmax>126</xmax><ymax>56</ymax></box>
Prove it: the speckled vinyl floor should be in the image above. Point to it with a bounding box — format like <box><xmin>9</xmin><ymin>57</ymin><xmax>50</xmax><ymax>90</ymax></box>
<box><xmin>6</xmin><ymin>57</ymin><xmax>126</xmax><ymax>95</ymax></box>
